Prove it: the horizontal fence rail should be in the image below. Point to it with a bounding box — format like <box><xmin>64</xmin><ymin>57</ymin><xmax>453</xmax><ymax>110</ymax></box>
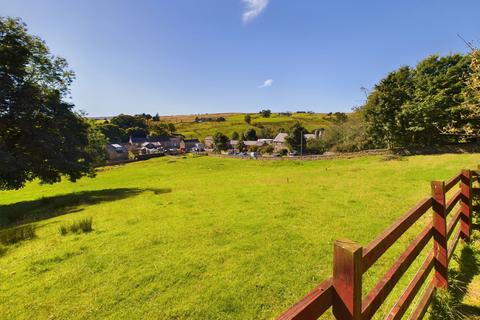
<box><xmin>277</xmin><ymin>168</ymin><xmax>476</xmax><ymax>320</ymax></box>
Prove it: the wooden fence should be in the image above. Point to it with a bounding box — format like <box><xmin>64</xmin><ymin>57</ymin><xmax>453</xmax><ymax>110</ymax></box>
<box><xmin>277</xmin><ymin>168</ymin><xmax>478</xmax><ymax>320</ymax></box>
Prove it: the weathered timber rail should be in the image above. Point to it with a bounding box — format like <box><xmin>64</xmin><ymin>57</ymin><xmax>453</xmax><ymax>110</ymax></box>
<box><xmin>278</xmin><ymin>168</ymin><xmax>478</xmax><ymax>320</ymax></box>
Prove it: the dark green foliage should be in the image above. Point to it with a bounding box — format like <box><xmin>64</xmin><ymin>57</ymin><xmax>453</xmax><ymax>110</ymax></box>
<box><xmin>97</xmin><ymin>123</ymin><xmax>126</xmax><ymax>143</ymax></box>
<box><xmin>364</xmin><ymin>54</ymin><xmax>472</xmax><ymax>148</ymax></box>
<box><xmin>231</xmin><ymin>131</ymin><xmax>240</xmax><ymax>140</ymax></box>
<box><xmin>0</xmin><ymin>225</ymin><xmax>35</xmax><ymax>244</ymax></box>
<box><xmin>306</xmin><ymin>139</ymin><xmax>325</xmax><ymax>154</ymax></box>
<box><xmin>243</xmin><ymin>128</ymin><xmax>257</xmax><ymax>141</ymax></box>
<box><xmin>126</xmin><ymin>127</ymin><xmax>147</xmax><ymax>138</ymax></box>
<box><xmin>244</xmin><ymin>114</ymin><xmax>251</xmax><ymax>124</ymax></box>
<box><xmin>0</xmin><ymin>17</ymin><xmax>97</xmax><ymax>190</ymax></box>
<box><xmin>213</xmin><ymin>132</ymin><xmax>230</xmax><ymax>151</ymax></box>
<box><xmin>259</xmin><ymin>109</ymin><xmax>271</xmax><ymax>118</ymax></box>
<box><xmin>135</xmin><ymin>113</ymin><xmax>152</xmax><ymax>120</ymax></box>
<box><xmin>236</xmin><ymin>140</ymin><xmax>246</xmax><ymax>152</ymax></box>
<box><xmin>430</xmin><ymin>289</ymin><xmax>464</xmax><ymax>320</ymax></box>
<box><xmin>59</xmin><ymin>217</ymin><xmax>93</xmax><ymax>235</ymax></box>
<box><xmin>152</xmin><ymin>113</ymin><xmax>160</xmax><ymax>121</ymax></box>
<box><xmin>259</xmin><ymin>144</ymin><xmax>274</xmax><ymax>154</ymax></box>
<box><xmin>321</xmin><ymin>112</ymin><xmax>370</xmax><ymax>152</ymax></box>
<box><xmin>168</xmin><ymin>123</ymin><xmax>176</xmax><ymax>133</ymax></box>
<box><xmin>285</xmin><ymin>123</ymin><xmax>307</xmax><ymax>152</ymax></box>
<box><xmin>85</xmin><ymin>124</ymin><xmax>108</xmax><ymax>167</ymax></box>
<box><xmin>110</xmin><ymin>114</ymin><xmax>147</xmax><ymax>130</ymax></box>
<box><xmin>148</xmin><ymin>122</ymin><xmax>175</xmax><ymax>137</ymax></box>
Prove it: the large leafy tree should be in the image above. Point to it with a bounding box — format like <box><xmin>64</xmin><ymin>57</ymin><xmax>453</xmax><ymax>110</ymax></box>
<box><xmin>453</xmin><ymin>48</ymin><xmax>480</xmax><ymax>137</ymax></box>
<box><xmin>400</xmin><ymin>54</ymin><xmax>470</xmax><ymax>146</ymax></box>
<box><xmin>285</xmin><ymin>122</ymin><xmax>307</xmax><ymax>152</ymax></box>
<box><xmin>0</xmin><ymin>17</ymin><xmax>96</xmax><ymax>189</ymax></box>
<box><xmin>243</xmin><ymin>128</ymin><xmax>257</xmax><ymax>141</ymax></box>
<box><xmin>364</xmin><ymin>54</ymin><xmax>472</xmax><ymax>148</ymax></box>
<box><xmin>364</xmin><ymin>66</ymin><xmax>414</xmax><ymax>148</ymax></box>
<box><xmin>213</xmin><ymin>132</ymin><xmax>230</xmax><ymax>151</ymax></box>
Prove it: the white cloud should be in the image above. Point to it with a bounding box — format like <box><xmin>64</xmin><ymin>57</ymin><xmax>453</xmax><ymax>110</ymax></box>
<box><xmin>242</xmin><ymin>0</ymin><xmax>269</xmax><ymax>23</ymax></box>
<box><xmin>258</xmin><ymin>79</ymin><xmax>273</xmax><ymax>88</ymax></box>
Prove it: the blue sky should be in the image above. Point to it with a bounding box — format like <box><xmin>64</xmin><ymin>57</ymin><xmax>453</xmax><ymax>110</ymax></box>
<box><xmin>1</xmin><ymin>0</ymin><xmax>479</xmax><ymax>116</ymax></box>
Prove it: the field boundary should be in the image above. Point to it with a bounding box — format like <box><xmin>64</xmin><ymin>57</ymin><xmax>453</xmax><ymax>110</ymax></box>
<box><xmin>208</xmin><ymin>149</ymin><xmax>389</xmax><ymax>161</ymax></box>
<box><xmin>277</xmin><ymin>168</ymin><xmax>478</xmax><ymax>319</ymax></box>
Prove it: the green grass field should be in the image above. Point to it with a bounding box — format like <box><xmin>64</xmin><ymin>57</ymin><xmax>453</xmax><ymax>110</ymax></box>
<box><xmin>0</xmin><ymin>154</ymin><xmax>479</xmax><ymax>319</ymax></box>
<box><xmin>160</xmin><ymin>112</ymin><xmax>334</xmax><ymax>139</ymax></box>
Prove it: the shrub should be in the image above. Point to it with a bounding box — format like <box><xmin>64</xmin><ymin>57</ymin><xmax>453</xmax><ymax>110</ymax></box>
<box><xmin>0</xmin><ymin>225</ymin><xmax>36</xmax><ymax>244</ymax></box>
<box><xmin>259</xmin><ymin>144</ymin><xmax>274</xmax><ymax>154</ymax></box>
<box><xmin>306</xmin><ymin>139</ymin><xmax>326</xmax><ymax>154</ymax></box>
<box><xmin>59</xmin><ymin>217</ymin><xmax>93</xmax><ymax>236</ymax></box>
<box><xmin>59</xmin><ymin>225</ymin><xmax>68</xmax><ymax>236</ymax></box>
<box><xmin>278</xmin><ymin>149</ymin><xmax>288</xmax><ymax>156</ymax></box>
<box><xmin>430</xmin><ymin>288</ymin><xmax>464</xmax><ymax>320</ymax></box>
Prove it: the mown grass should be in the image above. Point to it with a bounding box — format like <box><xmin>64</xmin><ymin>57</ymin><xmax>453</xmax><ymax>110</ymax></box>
<box><xmin>0</xmin><ymin>153</ymin><xmax>479</xmax><ymax>319</ymax></box>
<box><xmin>163</xmin><ymin>112</ymin><xmax>334</xmax><ymax>139</ymax></box>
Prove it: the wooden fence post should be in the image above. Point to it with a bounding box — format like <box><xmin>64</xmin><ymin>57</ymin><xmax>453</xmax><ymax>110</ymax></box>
<box><xmin>332</xmin><ymin>239</ymin><xmax>362</xmax><ymax>320</ymax></box>
<box><xmin>431</xmin><ymin>181</ymin><xmax>448</xmax><ymax>289</ymax></box>
<box><xmin>460</xmin><ymin>169</ymin><xmax>472</xmax><ymax>241</ymax></box>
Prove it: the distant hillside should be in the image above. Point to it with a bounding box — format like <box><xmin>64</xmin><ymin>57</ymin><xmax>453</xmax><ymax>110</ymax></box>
<box><xmin>159</xmin><ymin>112</ymin><xmax>343</xmax><ymax>139</ymax></box>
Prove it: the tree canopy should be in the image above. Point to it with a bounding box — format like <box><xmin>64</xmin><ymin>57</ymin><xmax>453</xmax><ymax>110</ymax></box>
<box><xmin>0</xmin><ymin>17</ymin><xmax>97</xmax><ymax>190</ymax></box>
<box><xmin>285</xmin><ymin>123</ymin><xmax>307</xmax><ymax>152</ymax></box>
<box><xmin>363</xmin><ymin>54</ymin><xmax>475</xmax><ymax>148</ymax></box>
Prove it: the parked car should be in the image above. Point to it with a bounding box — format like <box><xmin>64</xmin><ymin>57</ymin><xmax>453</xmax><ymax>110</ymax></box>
<box><xmin>288</xmin><ymin>151</ymin><xmax>299</xmax><ymax>157</ymax></box>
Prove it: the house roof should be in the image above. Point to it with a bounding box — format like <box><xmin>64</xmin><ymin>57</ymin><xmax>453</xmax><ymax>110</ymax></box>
<box><xmin>244</xmin><ymin>141</ymin><xmax>257</xmax><ymax>146</ymax></box>
<box><xmin>130</xmin><ymin>137</ymin><xmax>148</xmax><ymax>144</ymax></box>
<box><xmin>108</xmin><ymin>144</ymin><xmax>127</xmax><ymax>152</ymax></box>
<box><xmin>273</xmin><ymin>133</ymin><xmax>288</xmax><ymax>143</ymax></box>
<box><xmin>183</xmin><ymin>139</ymin><xmax>200</xmax><ymax>143</ymax></box>
<box><xmin>149</xmin><ymin>136</ymin><xmax>170</xmax><ymax>142</ymax></box>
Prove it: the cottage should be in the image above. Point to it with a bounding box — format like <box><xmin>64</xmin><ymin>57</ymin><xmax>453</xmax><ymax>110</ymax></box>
<box><xmin>106</xmin><ymin>143</ymin><xmax>129</xmax><ymax>161</ymax></box>
<box><xmin>256</xmin><ymin>139</ymin><xmax>273</xmax><ymax>146</ymax></box>
<box><xmin>168</xmin><ymin>136</ymin><xmax>181</xmax><ymax>148</ymax></box>
<box><xmin>273</xmin><ymin>133</ymin><xmax>288</xmax><ymax>151</ymax></box>
<box><xmin>243</xmin><ymin>140</ymin><xmax>258</xmax><ymax>147</ymax></box>
<box><xmin>180</xmin><ymin>139</ymin><xmax>203</xmax><ymax>152</ymax></box>
<box><xmin>128</xmin><ymin>136</ymin><xmax>149</xmax><ymax>149</ymax></box>
<box><xmin>204</xmin><ymin>136</ymin><xmax>214</xmax><ymax>150</ymax></box>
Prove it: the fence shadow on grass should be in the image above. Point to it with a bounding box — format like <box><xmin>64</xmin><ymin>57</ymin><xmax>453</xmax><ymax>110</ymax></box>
<box><xmin>0</xmin><ymin>187</ymin><xmax>171</xmax><ymax>228</ymax></box>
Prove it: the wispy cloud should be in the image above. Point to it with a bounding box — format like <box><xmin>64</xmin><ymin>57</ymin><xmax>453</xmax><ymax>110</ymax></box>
<box><xmin>242</xmin><ymin>0</ymin><xmax>270</xmax><ymax>23</ymax></box>
<box><xmin>258</xmin><ymin>79</ymin><xmax>273</xmax><ymax>88</ymax></box>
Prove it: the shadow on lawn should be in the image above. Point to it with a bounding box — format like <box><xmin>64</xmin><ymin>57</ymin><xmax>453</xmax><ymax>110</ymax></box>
<box><xmin>0</xmin><ymin>187</ymin><xmax>171</xmax><ymax>228</ymax></box>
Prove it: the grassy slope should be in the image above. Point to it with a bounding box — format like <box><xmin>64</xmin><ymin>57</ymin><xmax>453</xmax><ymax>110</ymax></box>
<box><xmin>160</xmin><ymin>113</ymin><xmax>334</xmax><ymax>139</ymax></box>
<box><xmin>0</xmin><ymin>154</ymin><xmax>479</xmax><ymax>319</ymax></box>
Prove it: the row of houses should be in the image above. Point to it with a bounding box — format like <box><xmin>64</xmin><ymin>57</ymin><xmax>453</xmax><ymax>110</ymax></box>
<box><xmin>106</xmin><ymin>136</ymin><xmax>204</xmax><ymax>161</ymax></box>
<box><xmin>204</xmin><ymin>129</ymin><xmax>324</xmax><ymax>152</ymax></box>
<box><xmin>106</xmin><ymin>129</ymin><xmax>324</xmax><ymax>161</ymax></box>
